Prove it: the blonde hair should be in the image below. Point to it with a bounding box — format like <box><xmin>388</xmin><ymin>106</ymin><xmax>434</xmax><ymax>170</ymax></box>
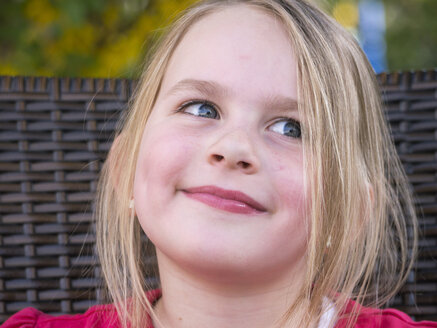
<box><xmin>95</xmin><ymin>1</ymin><xmax>418</xmax><ymax>327</ymax></box>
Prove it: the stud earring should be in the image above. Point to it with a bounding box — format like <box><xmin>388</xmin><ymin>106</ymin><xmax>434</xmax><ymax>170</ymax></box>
<box><xmin>129</xmin><ymin>199</ymin><xmax>135</xmax><ymax>209</ymax></box>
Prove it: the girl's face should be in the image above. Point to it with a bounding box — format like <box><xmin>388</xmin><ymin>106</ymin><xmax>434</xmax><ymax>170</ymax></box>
<box><xmin>133</xmin><ymin>5</ymin><xmax>308</xmax><ymax>285</ymax></box>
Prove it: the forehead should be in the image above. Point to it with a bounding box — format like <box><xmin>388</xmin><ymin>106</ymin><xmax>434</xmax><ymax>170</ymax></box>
<box><xmin>160</xmin><ymin>5</ymin><xmax>298</xmax><ymax>101</ymax></box>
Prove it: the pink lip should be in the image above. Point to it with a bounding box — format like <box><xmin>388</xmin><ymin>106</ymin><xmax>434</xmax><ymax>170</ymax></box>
<box><xmin>182</xmin><ymin>185</ymin><xmax>267</xmax><ymax>214</ymax></box>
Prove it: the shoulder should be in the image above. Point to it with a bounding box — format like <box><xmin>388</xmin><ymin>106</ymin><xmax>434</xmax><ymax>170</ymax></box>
<box><xmin>1</xmin><ymin>290</ymin><xmax>161</xmax><ymax>328</ymax></box>
<box><xmin>1</xmin><ymin>304</ymin><xmax>121</xmax><ymax>328</ymax></box>
<box><xmin>336</xmin><ymin>299</ymin><xmax>437</xmax><ymax>328</ymax></box>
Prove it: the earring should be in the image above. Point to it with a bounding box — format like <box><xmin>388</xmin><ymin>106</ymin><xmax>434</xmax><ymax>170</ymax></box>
<box><xmin>129</xmin><ymin>199</ymin><xmax>135</xmax><ymax>209</ymax></box>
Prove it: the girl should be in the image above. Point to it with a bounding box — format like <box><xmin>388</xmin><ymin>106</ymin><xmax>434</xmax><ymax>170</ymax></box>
<box><xmin>3</xmin><ymin>0</ymin><xmax>437</xmax><ymax>327</ymax></box>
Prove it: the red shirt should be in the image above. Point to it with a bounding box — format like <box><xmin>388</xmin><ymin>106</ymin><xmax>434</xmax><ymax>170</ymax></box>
<box><xmin>2</xmin><ymin>290</ymin><xmax>436</xmax><ymax>328</ymax></box>
<box><xmin>336</xmin><ymin>299</ymin><xmax>437</xmax><ymax>328</ymax></box>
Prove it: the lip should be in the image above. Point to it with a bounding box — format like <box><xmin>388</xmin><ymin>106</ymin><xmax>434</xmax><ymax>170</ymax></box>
<box><xmin>182</xmin><ymin>185</ymin><xmax>267</xmax><ymax>214</ymax></box>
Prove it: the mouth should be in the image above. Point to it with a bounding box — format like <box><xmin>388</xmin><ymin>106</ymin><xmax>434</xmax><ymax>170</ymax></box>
<box><xmin>182</xmin><ymin>185</ymin><xmax>267</xmax><ymax>215</ymax></box>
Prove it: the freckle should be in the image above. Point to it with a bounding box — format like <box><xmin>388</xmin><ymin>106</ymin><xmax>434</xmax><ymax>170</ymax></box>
<box><xmin>178</xmin><ymin>317</ymin><xmax>182</xmax><ymax>321</ymax></box>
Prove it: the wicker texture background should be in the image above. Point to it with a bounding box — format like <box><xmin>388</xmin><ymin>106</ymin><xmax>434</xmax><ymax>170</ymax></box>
<box><xmin>0</xmin><ymin>73</ymin><xmax>436</xmax><ymax>323</ymax></box>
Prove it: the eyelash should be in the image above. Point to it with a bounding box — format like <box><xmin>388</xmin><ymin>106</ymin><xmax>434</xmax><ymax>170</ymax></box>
<box><xmin>176</xmin><ymin>100</ymin><xmax>301</xmax><ymax>139</ymax></box>
<box><xmin>176</xmin><ymin>100</ymin><xmax>219</xmax><ymax>117</ymax></box>
<box><xmin>269</xmin><ymin>117</ymin><xmax>301</xmax><ymax>139</ymax></box>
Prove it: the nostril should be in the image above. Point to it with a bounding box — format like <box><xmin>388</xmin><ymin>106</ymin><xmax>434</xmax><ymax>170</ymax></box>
<box><xmin>239</xmin><ymin>161</ymin><xmax>250</xmax><ymax>169</ymax></box>
<box><xmin>209</xmin><ymin>154</ymin><xmax>256</xmax><ymax>172</ymax></box>
<box><xmin>213</xmin><ymin>154</ymin><xmax>224</xmax><ymax>161</ymax></box>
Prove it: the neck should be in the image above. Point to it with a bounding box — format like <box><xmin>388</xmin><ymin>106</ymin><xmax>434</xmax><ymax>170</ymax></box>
<box><xmin>152</xmin><ymin>251</ymin><xmax>309</xmax><ymax>328</ymax></box>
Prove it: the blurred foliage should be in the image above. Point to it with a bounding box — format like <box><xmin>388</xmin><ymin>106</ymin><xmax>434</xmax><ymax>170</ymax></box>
<box><xmin>316</xmin><ymin>0</ymin><xmax>437</xmax><ymax>72</ymax></box>
<box><xmin>0</xmin><ymin>0</ymin><xmax>436</xmax><ymax>78</ymax></box>
<box><xmin>0</xmin><ymin>0</ymin><xmax>197</xmax><ymax>78</ymax></box>
<box><xmin>383</xmin><ymin>0</ymin><xmax>437</xmax><ymax>71</ymax></box>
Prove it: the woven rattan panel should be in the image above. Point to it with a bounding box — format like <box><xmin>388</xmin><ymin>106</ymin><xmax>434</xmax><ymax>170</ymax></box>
<box><xmin>0</xmin><ymin>76</ymin><xmax>135</xmax><ymax>322</ymax></box>
<box><xmin>378</xmin><ymin>70</ymin><xmax>437</xmax><ymax>320</ymax></box>
<box><xmin>0</xmin><ymin>73</ymin><xmax>436</xmax><ymax>323</ymax></box>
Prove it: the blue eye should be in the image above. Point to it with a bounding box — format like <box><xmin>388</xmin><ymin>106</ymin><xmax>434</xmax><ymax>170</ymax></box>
<box><xmin>269</xmin><ymin>119</ymin><xmax>301</xmax><ymax>138</ymax></box>
<box><xmin>179</xmin><ymin>101</ymin><xmax>219</xmax><ymax>119</ymax></box>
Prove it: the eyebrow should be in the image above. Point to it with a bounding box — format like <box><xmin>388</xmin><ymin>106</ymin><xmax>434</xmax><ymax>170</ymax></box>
<box><xmin>166</xmin><ymin>79</ymin><xmax>228</xmax><ymax>99</ymax></box>
<box><xmin>264</xmin><ymin>94</ymin><xmax>299</xmax><ymax>114</ymax></box>
<box><xmin>165</xmin><ymin>78</ymin><xmax>299</xmax><ymax>113</ymax></box>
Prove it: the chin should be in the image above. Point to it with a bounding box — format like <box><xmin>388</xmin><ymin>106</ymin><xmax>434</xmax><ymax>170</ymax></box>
<box><xmin>156</xmin><ymin>233</ymin><xmax>302</xmax><ymax>286</ymax></box>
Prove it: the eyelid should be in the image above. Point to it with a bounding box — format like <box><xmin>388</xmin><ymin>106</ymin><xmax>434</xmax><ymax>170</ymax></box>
<box><xmin>176</xmin><ymin>99</ymin><xmax>220</xmax><ymax>116</ymax></box>
<box><xmin>268</xmin><ymin>117</ymin><xmax>302</xmax><ymax>138</ymax></box>
<box><xmin>270</xmin><ymin>116</ymin><xmax>301</xmax><ymax>127</ymax></box>
<box><xmin>275</xmin><ymin>116</ymin><xmax>300</xmax><ymax>124</ymax></box>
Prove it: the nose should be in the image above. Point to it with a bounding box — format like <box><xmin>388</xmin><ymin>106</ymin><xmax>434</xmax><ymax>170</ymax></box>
<box><xmin>207</xmin><ymin>130</ymin><xmax>260</xmax><ymax>174</ymax></box>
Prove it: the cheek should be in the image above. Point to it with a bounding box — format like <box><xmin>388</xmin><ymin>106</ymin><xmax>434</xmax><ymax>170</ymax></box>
<box><xmin>133</xmin><ymin>125</ymin><xmax>197</xmax><ymax>230</ymax></box>
<box><xmin>135</xmin><ymin>126</ymin><xmax>193</xmax><ymax>188</ymax></box>
<box><xmin>270</xmin><ymin>149</ymin><xmax>307</xmax><ymax>209</ymax></box>
<box><xmin>258</xmin><ymin>153</ymin><xmax>309</xmax><ymax>276</ymax></box>
<box><xmin>271</xmin><ymin>151</ymin><xmax>310</xmax><ymax>241</ymax></box>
